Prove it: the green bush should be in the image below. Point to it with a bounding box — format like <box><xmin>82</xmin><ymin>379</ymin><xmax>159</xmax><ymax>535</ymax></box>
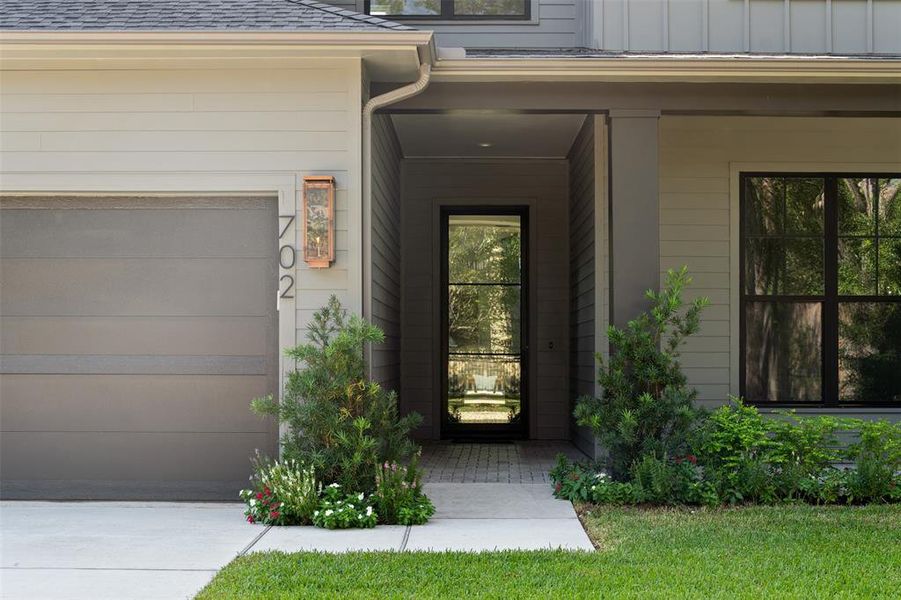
<box><xmin>374</xmin><ymin>453</ymin><xmax>435</xmax><ymax>526</ymax></box>
<box><xmin>574</xmin><ymin>267</ymin><xmax>709</xmax><ymax>480</ymax></box>
<box><xmin>312</xmin><ymin>484</ymin><xmax>378</xmax><ymax>529</ymax></box>
<box><xmin>239</xmin><ymin>454</ymin><xmax>319</xmax><ymax>525</ymax></box>
<box><xmin>768</xmin><ymin>412</ymin><xmax>853</xmax><ymax>499</ymax></box>
<box><xmin>252</xmin><ymin>296</ymin><xmax>422</xmax><ymax>493</ymax></box>
<box><xmin>845</xmin><ymin>420</ymin><xmax>901</xmax><ymax>503</ymax></box>
<box><xmin>692</xmin><ymin>398</ymin><xmax>776</xmax><ymax>504</ymax></box>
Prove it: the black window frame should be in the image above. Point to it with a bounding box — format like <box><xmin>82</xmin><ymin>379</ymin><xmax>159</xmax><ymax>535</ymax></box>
<box><xmin>364</xmin><ymin>0</ymin><xmax>531</xmax><ymax>21</ymax></box>
<box><xmin>739</xmin><ymin>172</ymin><xmax>901</xmax><ymax>408</ymax></box>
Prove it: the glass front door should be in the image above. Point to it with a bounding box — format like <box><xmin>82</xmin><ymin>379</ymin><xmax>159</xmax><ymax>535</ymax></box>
<box><xmin>442</xmin><ymin>209</ymin><xmax>527</xmax><ymax>438</ymax></box>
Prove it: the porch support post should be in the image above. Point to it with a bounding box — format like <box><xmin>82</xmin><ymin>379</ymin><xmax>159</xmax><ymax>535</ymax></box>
<box><xmin>607</xmin><ymin>109</ymin><xmax>660</xmax><ymax>331</ymax></box>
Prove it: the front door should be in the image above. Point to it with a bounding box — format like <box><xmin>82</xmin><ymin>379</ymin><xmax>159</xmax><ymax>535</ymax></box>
<box><xmin>441</xmin><ymin>208</ymin><xmax>528</xmax><ymax>438</ymax></box>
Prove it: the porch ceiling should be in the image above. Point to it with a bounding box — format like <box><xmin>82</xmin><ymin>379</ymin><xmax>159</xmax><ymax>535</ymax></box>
<box><xmin>390</xmin><ymin>112</ymin><xmax>586</xmax><ymax>159</ymax></box>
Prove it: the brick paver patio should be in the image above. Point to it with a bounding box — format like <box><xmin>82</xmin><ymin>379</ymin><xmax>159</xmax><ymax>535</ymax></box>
<box><xmin>419</xmin><ymin>441</ymin><xmax>587</xmax><ymax>484</ymax></box>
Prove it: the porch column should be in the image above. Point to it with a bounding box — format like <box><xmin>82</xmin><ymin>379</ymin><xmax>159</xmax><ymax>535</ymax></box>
<box><xmin>607</xmin><ymin>109</ymin><xmax>660</xmax><ymax>330</ymax></box>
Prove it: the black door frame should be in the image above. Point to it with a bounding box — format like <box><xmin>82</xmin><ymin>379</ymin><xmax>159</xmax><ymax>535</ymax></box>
<box><xmin>440</xmin><ymin>206</ymin><xmax>530</xmax><ymax>440</ymax></box>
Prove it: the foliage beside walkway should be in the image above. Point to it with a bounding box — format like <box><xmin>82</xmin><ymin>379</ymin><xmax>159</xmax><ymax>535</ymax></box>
<box><xmin>197</xmin><ymin>505</ymin><xmax>900</xmax><ymax>599</ymax></box>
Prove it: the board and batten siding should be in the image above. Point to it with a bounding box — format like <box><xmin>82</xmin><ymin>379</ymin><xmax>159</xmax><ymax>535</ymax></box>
<box><xmin>400</xmin><ymin>159</ymin><xmax>571</xmax><ymax>440</ymax></box>
<box><xmin>370</xmin><ymin>113</ymin><xmax>404</xmax><ymax>393</ymax></box>
<box><xmin>588</xmin><ymin>0</ymin><xmax>901</xmax><ymax>54</ymax></box>
<box><xmin>659</xmin><ymin>116</ymin><xmax>901</xmax><ymax>419</ymax></box>
<box><xmin>0</xmin><ymin>60</ymin><xmax>365</xmax><ymax>343</ymax></box>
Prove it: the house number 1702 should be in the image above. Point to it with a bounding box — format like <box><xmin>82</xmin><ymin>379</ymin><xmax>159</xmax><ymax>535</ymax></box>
<box><xmin>279</xmin><ymin>215</ymin><xmax>295</xmax><ymax>299</ymax></box>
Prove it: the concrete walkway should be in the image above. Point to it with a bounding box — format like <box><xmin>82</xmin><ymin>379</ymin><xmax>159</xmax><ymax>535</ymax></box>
<box><xmin>1</xmin><ymin>484</ymin><xmax>591</xmax><ymax>599</ymax></box>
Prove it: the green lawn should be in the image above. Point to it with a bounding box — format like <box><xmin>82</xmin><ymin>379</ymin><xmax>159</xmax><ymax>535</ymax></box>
<box><xmin>197</xmin><ymin>505</ymin><xmax>900</xmax><ymax>599</ymax></box>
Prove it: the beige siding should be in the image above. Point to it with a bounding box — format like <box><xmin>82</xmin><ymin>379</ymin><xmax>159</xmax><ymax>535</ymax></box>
<box><xmin>400</xmin><ymin>160</ymin><xmax>571</xmax><ymax>440</ymax></box>
<box><xmin>370</xmin><ymin>114</ymin><xmax>403</xmax><ymax>393</ymax></box>
<box><xmin>0</xmin><ymin>60</ymin><xmax>365</xmax><ymax>345</ymax></box>
<box><xmin>659</xmin><ymin>116</ymin><xmax>901</xmax><ymax>418</ymax></box>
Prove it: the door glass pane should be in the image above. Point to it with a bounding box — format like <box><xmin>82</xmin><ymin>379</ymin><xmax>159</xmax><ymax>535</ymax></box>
<box><xmin>745</xmin><ymin>302</ymin><xmax>822</xmax><ymax>402</ymax></box>
<box><xmin>454</xmin><ymin>0</ymin><xmax>527</xmax><ymax>16</ymax></box>
<box><xmin>448</xmin><ymin>356</ymin><xmax>522</xmax><ymax>424</ymax></box>
<box><xmin>447</xmin><ymin>213</ymin><xmax>523</xmax><ymax>428</ymax></box>
<box><xmin>368</xmin><ymin>0</ymin><xmax>440</xmax><ymax>16</ymax></box>
<box><xmin>448</xmin><ymin>284</ymin><xmax>521</xmax><ymax>354</ymax></box>
<box><xmin>839</xmin><ymin>303</ymin><xmax>901</xmax><ymax>404</ymax></box>
<box><xmin>448</xmin><ymin>215</ymin><xmax>521</xmax><ymax>283</ymax></box>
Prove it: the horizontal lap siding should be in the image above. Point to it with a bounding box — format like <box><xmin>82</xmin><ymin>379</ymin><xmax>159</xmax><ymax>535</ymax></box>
<box><xmin>401</xmin><ymin>160</ymin><xmax>571</xmax><ymax>440</ymax></box>
<box><xmin>370</xmin><ymin>114</ymin><xmax>403</xmax><ymax>394</ymax></box>
<box><xmin>0</xmin><ymin>62</ymin><xmax>363</xmax><ymax>333</ymax></box>
<box><xmin>568</xmin><ymin>116</ymin><xmax>596</xmax><ymax>455</ymax></box>
<box><xmin>659</xmin><ymin>116</ymin><xmax>901</xmax><ymax>414</ymax></box>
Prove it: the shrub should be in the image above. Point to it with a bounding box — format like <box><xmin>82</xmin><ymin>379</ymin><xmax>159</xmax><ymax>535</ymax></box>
<box><xmin>845</xmin><ymin>420</ymin><xmax>901</xmax><ymax>503</ymax></box>
<box><xmin>574</xmin><ymin>267</ymin><xmax>708</xmax><ymax>480</ymax></box>
<box><xmin>312</xmin><ymin>484</ymin><xmax>378</xmax><ymax>529</ymax></box>
<box><xmin>252</xmin><ymin>296</ymin><xmax>422</xmax><ymax>493</ymax></box>
<box><xmin>374</xmin><ymin>454</ymin><xmax>435</xmax><ymax>526</ymax></box>
<box><xmin>239</xmin><ymin>454</ymin><xmax>318</xmax><ymax>525</ymax></box>
<box><xmin>692</xmin><ymin>398</ymin><xmax>776</xmax><ymax>504</ymax></box>
<box><xmin>768</xmin><ymin>413</ymin><xmax>853</xmax><ymax>499</ymax></box>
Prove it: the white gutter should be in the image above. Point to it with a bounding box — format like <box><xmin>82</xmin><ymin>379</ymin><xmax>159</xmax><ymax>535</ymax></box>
<box><xmin>361</xmin><ymin>61</ymin><xmax>431</xmax><ymax>378</ymax></box>
<box><xmin>432</xmin><ymin>56</ymin><xmax>901</xmax><ymax>84</ymax></box>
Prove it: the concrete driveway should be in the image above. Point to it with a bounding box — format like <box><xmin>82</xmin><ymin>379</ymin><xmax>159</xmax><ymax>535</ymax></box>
<box><xmin>0</xmin><ymin>502</ymin><xmax>259</xmax><ymax>600</ymax></box>
<box><xmin>1</xmin><ymin>484</ymin><xmax>591</xmax><ymax>599</ymax></box>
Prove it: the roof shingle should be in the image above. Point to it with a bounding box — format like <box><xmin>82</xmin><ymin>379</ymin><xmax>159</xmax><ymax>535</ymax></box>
<box><xmin>0</xmin><ymin>0</ymin><xmax>414</xmax><ymax>31</ymax></box>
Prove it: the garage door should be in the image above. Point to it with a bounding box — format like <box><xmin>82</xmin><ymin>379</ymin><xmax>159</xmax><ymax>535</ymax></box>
<box><xmin>0</xmin><ymin>195</ymin><xmax>279</xmax><ymax>500</ymax></box>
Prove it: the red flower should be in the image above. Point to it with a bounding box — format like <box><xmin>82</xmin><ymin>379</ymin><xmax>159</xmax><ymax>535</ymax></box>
<box><xmin>270</xmin><ymin>511</ymin><xmax>280</xmax><ymax>519</ymax></box>
<box><xmin>686</xmin><ymin>454</ymin><xmax>698</xmax><ymax>465</ymax></box>
<box><xmin>264</xmin><ymin>487</ymin><xmax>271</xmax><ymax>495</ymax></box>
<box><xmin>674</xmin><ymin>456</ymin><xmax>684</xmax><ymax>464</ymax></box>
<box><xmin>256</xmin><ymin>492</ymin><xmax>263</xmax><ymax>500</ymax></box>
<box><xmin>246</xmin><ymin>515</ymin><xmax>254</xmax><ymax>524</ymax></box>
<box><xmin>554</xmin><ymin>482</ymin><xmax>562</xmax><ymax>494</ymax></box>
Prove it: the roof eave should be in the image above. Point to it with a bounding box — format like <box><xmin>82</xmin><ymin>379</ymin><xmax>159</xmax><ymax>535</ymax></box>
<box><xmin>432</xmin><ymin>56</ymin><xmax>901</xmax><ymax>84</ymax></box>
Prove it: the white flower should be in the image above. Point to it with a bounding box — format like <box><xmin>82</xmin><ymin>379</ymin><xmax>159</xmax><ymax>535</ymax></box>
<box><xmin>366</xmin><ymin>506</ymin><xmax>373</xmax><ymax>516</ymax></box>
<box><xmin>348</xmin><ymin>504</ymin><xmax>354</xmax><ymax>509</ymax></box>
<box><xmin>314</xmin><ymin>510</ymin><xmax>319</xmax><ymax>516</ymax></box>
<box><xmin>358</xmin><ymin>514</ymin><xmax>364</xmax><ymax>520</ymax></box>
<box><xmin>324</xmin><ymin>509</ymin><xmax>333</xmax><ymax>516</ymax></box>
<box><xmin>358</xmin><ymin>493</ymin><xmax>364</xmax><ymax>501</ymax></box>
<box><xmin>328</xmin><ymin>483</ymin><xmax>340</xmax><ymax>489</ymax></box>
<box><xmin>249</xmin><ymin>499</ymin><xmax>257</xmax><ymax>506</ymax></box>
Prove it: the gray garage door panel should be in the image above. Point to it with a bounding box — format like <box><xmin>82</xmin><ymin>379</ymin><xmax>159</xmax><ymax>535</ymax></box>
<box><xmin>1</xmin><ymin>205</ymin><xmax>275</xmax><ymax>258</ymax></box>
<box><xmin>1</xmin><ymin>432</ymin><xmax>274</xmax><ymax>480</ymax></box>
<box><xmin>1</xmin><ymin>316</ymin><xmax>271</xmax><ymax>356</ymax></box>
<box><xmin>0</xmin><ymin>195</ymin><xmax>279</xmax><ymax>500</ymax></box>
<box><xmin>0</xmin><ymin>258</ymin><xmax>273</xmax><ymax>316</ymax></box>
<box><xmin>1</xmin><ymin>374</ymin><xmax>273</xmax><ymax>432</ymax></box>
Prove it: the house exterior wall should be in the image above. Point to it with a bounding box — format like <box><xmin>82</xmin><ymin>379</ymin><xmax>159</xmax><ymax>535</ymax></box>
<box><xmin>659</xmin><ymin>115</ymin><xmax>901</xmax><ymax>420</ymax></box>
<box><xmin>568</xmin><ymin>115</ymin><xmax>606</xmax><ymax>456</ymax></box>
<box><xmin>400</xmin><ymin>159</ymin><xmax>572</xmax><ymax>440</ymax></box>
<box><xmin>370</xmin><ymin>113</ymin><xmax>404</xmax><ymax>391</ymax></box>
<box><xmin>0</xmin><ymin>59</ymin><xmax>365</xmax><ymax>340</ymax></box>
<box><xmin>589</xmin><ymin>0</ymin><xmax>901</xmax><ymax>54</ymax></box>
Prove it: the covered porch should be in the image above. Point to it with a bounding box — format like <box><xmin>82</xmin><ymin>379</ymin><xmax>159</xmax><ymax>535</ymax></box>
<box><xmin>363</xmin><ymin>79</ymin><xmax>901</xmax><ymax>452</ymax></box>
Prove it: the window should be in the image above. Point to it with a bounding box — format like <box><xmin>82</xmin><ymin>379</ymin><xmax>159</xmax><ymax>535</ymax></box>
<box><xmin>366</xmin><ymin>0</ymin><xmax>530</xmax><ymax>20</ymax></box>
<box><xmin>741</xmin><ymin>174</ymin><xmax>901</xmax><ymax>406</ymax></box>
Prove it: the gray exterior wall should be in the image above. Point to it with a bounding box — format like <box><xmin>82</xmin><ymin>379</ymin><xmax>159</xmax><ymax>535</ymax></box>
<box><xmin>567</xmin><ymin>116</ymin><xmax>597</xmax><ymax>455</ymax></box>
<box><xmin>588</xmin><ymin>0</ymin><xmax>901</xmax><ymax>55</ymax></box>
<box><xmin>370</xmin><ymin>113</ymin><xmax>404</xmax><ymax>393</ymax></box>
<box><xmin>400</xmin><ymin>159</ymin><xmax>571</xmax><ymax>440</ymax></box>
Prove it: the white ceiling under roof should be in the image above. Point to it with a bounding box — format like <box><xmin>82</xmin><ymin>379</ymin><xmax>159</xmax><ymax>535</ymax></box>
<box><xmin>390</xmin><ymin>112</ymin><xmax>587</xmax><ymax>159</ymax></box>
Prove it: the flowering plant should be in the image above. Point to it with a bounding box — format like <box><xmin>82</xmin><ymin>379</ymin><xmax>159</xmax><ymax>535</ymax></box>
<box><xmin>312</xmin><ymin>484</ymin><xmax>378</xmax><ymax>529</ymax></box>
<box><xmin>239</xmin><ymin>454</ymin><xmax>319</xmax><ymax>525</ymax></box>
<box><xmin>374</xmin><ymin>453</ymin><xmax>435</xmax><ymax>526</ymax></box>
